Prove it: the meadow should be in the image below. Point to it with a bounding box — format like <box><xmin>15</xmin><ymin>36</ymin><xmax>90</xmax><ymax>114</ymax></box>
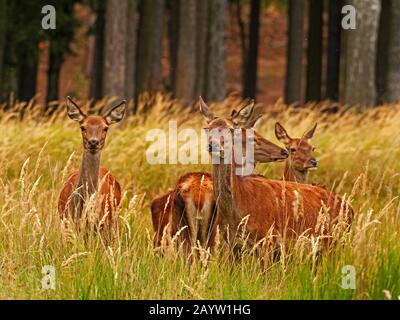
<box><xmin>0</xmin><ymin>94</ymin><xmax>399</xmax><ymax>299</ymax></box>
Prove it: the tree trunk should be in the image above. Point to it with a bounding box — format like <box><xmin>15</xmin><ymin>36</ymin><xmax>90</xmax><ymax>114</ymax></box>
<box><xmin>168</xmin><ymin>0</ymin><xmax>179</xmax><ymax>92</ymax></box>
<box><xmin>2</xmin><ymin>45</ymin><xmax>18</xmax><ymax>103</ymax></box>
<box><xmin>103</xmin><ymin>0</ymin><xmax>129</xmax><ymax>98</ymax></box>
<box><xmin>243</xmin><ymin>0</ymin><xmax>261</xmax><ymax>99</ymax></box>
<box><xmin>326</xmin><ymin>0</ymin><xmax>342</xmax><ymax>101</ymax></box>
<box><xmin>376</xmin><ymin>0</ymin><xmax>389</xmax><ymax>104</ymax></box>
<box><xmin>135</xmin><ymin>0</ymin><xmax>164</xmax><ymax>97</ymax></box>
<box><xmin>306</xmin><ymin>0</ymin><xmax>323</xmax><ymax>102</ymax></box>
<box><xmin>47</xmin><ymin>44</ymin><xmax>62</xmax><ymax>102</ymax></box>
<box><xmin>0</xmin><ymin>0</ymin><xmax>6</xmax><ymax>100</ymax></box>
<box><xmin>125</xmin><ymin>0</ymin><xmax>138</xmax><ymax>103</ymax></box>
<box><xmin>203</xmin><ymin>0</ymin><xmax>227</xmax><ymax>102</ymax></box>
<box><xmin>174</xmin><ymin>0</ymin><xmax>197</xmax><ymax>105</ymax></box>
<box><xmin>383</xmin><ymin>0</ymin><xmax>400</xmax><ymax>103</ymax></box>
<box><xmin>285</xmin><ymin>0</ymin><xmax>305</xmax><ymax>105</ymax></box>
<box><xmin>194</xmin><ymin>0</ymin><xmax>209</xmax><ymax>97</ymax></box>
<box><xmin>18</xmin><ymin>55</ymin><xmax>38</xmax><ymax>101</ymax></box>
<box><xmin>344</xmin><ymin>0</ymin><xmax>381</xmax><ymax>107</ymax></box>
<box><xmin>234</xmin><ymin>0</ymin><xmax>247</xmax><ymax>92</ymax></box>
<box><xmin>90</xmin><ymin>0</ymin><xmax>105</xmax><ymax>101</ymax></box>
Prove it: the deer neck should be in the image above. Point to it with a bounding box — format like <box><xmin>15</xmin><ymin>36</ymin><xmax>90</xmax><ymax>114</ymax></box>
<box><xmin>212</xmin><ymin>157</ymin><xmax>248</xmax><ymax>244</ymax></box>
<box><xmin>70</xmin><ymin>150</ymin><xmax>101</xmax><ymax>217</ymax></box>
<box><xmin>77</xmin><ymin>150</ymin><xmax>101</xmax><ymax>192</ymax></box>
<box><xmin>284</xmin><ymin>160</ymin><xmax>307</xmax><ymax>183</ymax></box>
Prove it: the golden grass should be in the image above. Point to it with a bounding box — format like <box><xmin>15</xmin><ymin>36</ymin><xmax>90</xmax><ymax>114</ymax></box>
<box><xmin>0</xmin><ymin>93</ymin><xmax>399</xmax><ymax>299</ymax></box>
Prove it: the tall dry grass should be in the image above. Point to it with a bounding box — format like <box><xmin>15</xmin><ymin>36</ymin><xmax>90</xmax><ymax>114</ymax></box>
<box><xmin>0</xmin><ymin>94</ymin><xmax>399</xmax><ymax>299</ymax></box>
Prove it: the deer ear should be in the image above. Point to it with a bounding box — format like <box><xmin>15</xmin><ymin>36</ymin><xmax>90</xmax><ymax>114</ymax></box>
<box><xmin>232</xmin><ymin>99</ymin><xmax>255</xmax><ymax>127</ymax></box>
<box><xmin>248</xmin><ymin>114</ymin><xmax>263</xmax><ymax>129</ymax></box>
<box><xmin>67</xmin><ymin>96</ymin><xmax>86</xmax><ymax>123</ymax></box>
<box><xmin>275</xmin><ymin>122</ymin><xmax>291</xmax><ymax>145</ymax></box>
<box><xmin>245</xmin><ymin>103</ymin><xmax>265</xmax><ymax>129</ymax></box>
<box><xmin>305</xmin><ymin>123</ymin><xmax>317</xmax><ymax>140</ymax></box>
<box><xmin>105</xmin><ymin>100</ymin><xmax>126</xmax><ymax>125</ymax></box>
<box><xmin>199</xmin><ymin>96</ymin><xmax>215</xmax><ymax>122</ymax></box>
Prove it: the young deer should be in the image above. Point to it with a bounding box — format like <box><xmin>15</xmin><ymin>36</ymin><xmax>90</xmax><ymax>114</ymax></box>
<box><xmin>58</xmin><ymin>97</ymin><xmax>125</xmax><ymax>227</ymax></box>
<box><xmin>151</xmin><ymin>99</ymin><xmax>289</xmax><ymax>250</ymax></box>
<box><xmin>199</xmin><ymin>98</ymin><xmax>353</xmax><ymax>250</ymax></box>
<box><xmin>275</xmin><ymin>122</ymin><xmax>317</xmax><ymax>183</ymax></box>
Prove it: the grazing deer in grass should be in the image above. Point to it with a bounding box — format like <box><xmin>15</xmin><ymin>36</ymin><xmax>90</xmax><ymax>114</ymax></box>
<box><xmin>151</xmin><ymin>99</ymin><xmax>289</xmax><ymax>251</ymax></box>
<box><xmin>275</xmin><ymin>122</ymin><xmax>318</xmax><ymax>183</ymax></box>
<box><xmin>199</xmin><ymin>98</ymin><xmax>353</xmax><ymax>250</ymax></box>
<box><xmin>58</xmin><ymin>97</ymin><xmax>125</xmax><ymax>228</ymax></box>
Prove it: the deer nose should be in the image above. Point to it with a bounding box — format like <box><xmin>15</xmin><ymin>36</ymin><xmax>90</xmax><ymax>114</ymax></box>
<box><xmin>310</xmin><ymin>158</ymin><xmax>318</xmax><ymax>167</ymax></box>
<box><xmin>88</xmin><ymin>139</ymin><xmax>99</xmax><ymax>148</ymax></box>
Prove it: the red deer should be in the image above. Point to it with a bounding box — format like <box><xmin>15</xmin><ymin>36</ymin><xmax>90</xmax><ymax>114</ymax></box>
<box><xmin>275</xmin><ymin>122</ymin><xmax>318</xmax><ymax>183</ymax></box>
<box><xmin>151</xmin><ymin>172</ymin><xmax>214</xmax><ymax>249</ymax></box>
<box><xmin>151</xmin><ymin>100</ymin><xmax>289</xmax><ymax>251</ymax></box>
<box><xmin>199</xmin><ymin>98</ymin><xmax>353</xmax><ymax>250</ymax></box>
<box><xmin>58</xmin><ymin>97</ymin><xmax>125</xmax><ymax>228</ymax></box>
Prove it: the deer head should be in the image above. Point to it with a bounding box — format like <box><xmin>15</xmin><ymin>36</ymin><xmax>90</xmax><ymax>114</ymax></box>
<box><xmin>199</xmin><ymin>97</ymin><xmax>288</xmax><ymax>163</ymax></box>
<box><xmin>67</xmin><ymin>97</ymin><xmax>126</xmax><ymax>154</ymax></box>
<box><xmin>275</xmin><ymin>122</ymin><xmax>318</xmax><ymax>171</ymax></box>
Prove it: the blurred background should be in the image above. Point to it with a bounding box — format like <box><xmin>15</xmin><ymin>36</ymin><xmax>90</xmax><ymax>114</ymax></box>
<box><xmin>0</xmin><ymin>0</ymin><xmax>396</xmax><ymax>112</ymax></box>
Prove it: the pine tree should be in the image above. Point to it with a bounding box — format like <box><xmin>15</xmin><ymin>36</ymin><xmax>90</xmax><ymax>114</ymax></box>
<box><xmin>326</xmin><ymin>0</ymin><xmax>342</xmax><ymax>101</ymax></box>
<box><xmin>306</xmin><ymin>0</ymin><xmax>323</xmax><ymax>102</ymax></box>
<box><xmin>243</xmin><ymin>0</ymin><xmax>261</xmax><ymax>99</ymax></box>
<box><xmin>285</xmin><ymin>0</ymin><xmax>305</xmax><ymax>104</ymax></box>
<box><xmin>135</xmin><ymin>0</ymin><xmax>164</xmax><ymax>97</ymax></box>
<box><xmin>345</xmin><ymin>0</ymin><xmax>381</xmax><ymax>106</ymax></box>
<box><xmin>203</xmin><ymin>0</ymin><xmax>227</xmax><ymax>101</ymax></box>
<box><xmin>0</xmin><ymin>0</ymin><xmax>6</xmax><ymax>100</ymax></box>
<box><xmin>383</xmin><ymin>0</ymin><xmax>400</xmax><ymax>103</ymax></box>
<box><xmin>174</xmin><ymin>0</ymin><xmax>197</xmax><ymax>104</ymax></box>
<box><xmin>103</xmin><ymin>0</ymin><xmax>129</xmax><ymax>98</ymax></box>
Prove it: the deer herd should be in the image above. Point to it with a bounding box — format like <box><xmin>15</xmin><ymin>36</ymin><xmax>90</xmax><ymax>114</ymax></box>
<box><xmin>58</xmin><ymin>96</ymin><xmax>354</xmax><ymax>256</ymax></box>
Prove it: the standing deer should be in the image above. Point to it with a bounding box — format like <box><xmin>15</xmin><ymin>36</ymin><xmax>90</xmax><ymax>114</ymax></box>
<box><xmin>151</xmin><ymin>99</ymin><xmax>289</xmax><ymax>251</ymax></box>
<box><xmin>199</xmin><ymin>98</ymin><xmax>353</xmax><ymax>249</ymax></box>
<box><xmin>275</xmin><ymin>122</ymin><xmax>318</xmax><ymax>183</ymax></box>
<box><xmin>58</xmin><ymin>97</ymin><xmax>125</xmax><ymax>228</ymax></box>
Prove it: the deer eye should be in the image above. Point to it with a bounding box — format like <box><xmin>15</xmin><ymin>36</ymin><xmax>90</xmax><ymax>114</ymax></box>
<box><xmin>104</xmin><ymin>127</ymin><xmax>109</xmax><ymax>132</ymax></box>
<box><xmin>290</xmin><ymin>147</ymin><xmax>296</xmax><ymax>153</ymax></box>
<box><xmin>80</xmin><ymin>127</ymin><xmax>86</xmax><ymax>132</ymax></box>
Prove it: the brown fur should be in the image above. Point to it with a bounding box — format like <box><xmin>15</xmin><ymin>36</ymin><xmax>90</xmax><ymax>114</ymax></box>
<box><xmin>58</xmin><ymin>167</ymin><xmax>121</xmax><ymax>223</ymax></box>
<box><xmin>282</xmin><ymin>138</ymin><xmax>315</xmax><ymax>183</ymax></box>
<box><xmin>200</xmin><ymin>99</ymin><xmax>354</xmax><ymax>249</ymax></box>
<box><xmin>151</xmin><ymin>191</ymin><xmax>175</xmax><ymax>246</ymax></box>
<box><xmin>151</xmin><ymin>173</ymin><xmax>216</xmax><ymax>250</ymax></box>
<box><xmin>174</xmin><ymin>172</ymin><xmax>217</xmax><ymax>249</ymax></box>
<box><xmin>225</xmin><ymin>170</ymin><xmax>352</xmax><ymax>242</ymax></box>
<box><xmin>57</xmin><ymin>97</ymin><xmax>125</xmax><ymax>228</ymax></box>
<box><xmin>150</xmin><ymin>98</ymin><xmax>288</xmax><ymax>250</ymax></box>
<box><xmin>275</xmin><ymin>122</ymin><xmax>318</xmax><ymax>184</ymax></box>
